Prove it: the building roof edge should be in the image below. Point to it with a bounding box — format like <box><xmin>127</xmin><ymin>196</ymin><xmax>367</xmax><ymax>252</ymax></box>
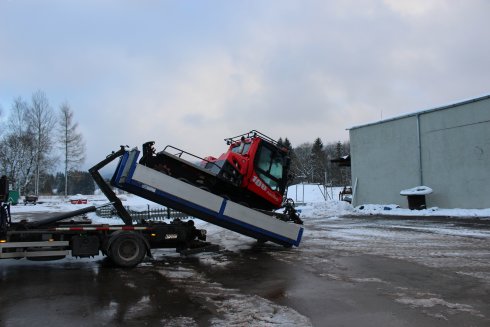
<box><xmin>348</xmin><ymin>94</ymin><xmax>490</xmax><ymax>131</ymax></box>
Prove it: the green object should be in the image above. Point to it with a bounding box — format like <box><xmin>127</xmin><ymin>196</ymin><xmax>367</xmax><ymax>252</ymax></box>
<box><xmin>8</xmin><ymin>190</ymin><xmax>19</xmax><ymax>205</ymax></box>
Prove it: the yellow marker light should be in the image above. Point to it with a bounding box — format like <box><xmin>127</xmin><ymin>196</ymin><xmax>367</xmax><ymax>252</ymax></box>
<box><xmin>0</xmin><ymin>240</ymin><xmax>6</xmax><ymax>243</ymax></box>
<box><xmin>48</xmin><ymin>238</ymin><xmax>55</xmax><ymax>242</ymax></box>
<box><xmin>151</xmin><ymin>233</ymin><xmax>157</xmax><ymax>237</ymax></box>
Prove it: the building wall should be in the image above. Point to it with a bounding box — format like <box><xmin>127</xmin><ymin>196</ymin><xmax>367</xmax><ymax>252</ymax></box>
<box><xmin>350</xmin><ymin>96</ymin><xmax>490</xmax><ymax>209</ymax></box>
<box><xmin>419</xmin><ymin>99</ymin><xmax>490</xmax><ymax>208</ymax></box>
<box><xmin>350</xmin><ymin>116</ymin><xmax>421</xmax><ymax>207</ymax></box>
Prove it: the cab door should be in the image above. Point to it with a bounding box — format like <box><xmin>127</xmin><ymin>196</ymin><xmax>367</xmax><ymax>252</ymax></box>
<box><xmin>249</xmin><ymin>142</ymin><xmax>289</xmax><ymax>207</ymax></box>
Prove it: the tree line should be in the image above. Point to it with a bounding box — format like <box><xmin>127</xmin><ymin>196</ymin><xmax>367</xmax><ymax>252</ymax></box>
<box><xmin>0</xmin><ymin>90</ymin><xmax>88</xmax><ymax>196</ymax></box>
<box><xmin>0</xmin><ymin>91</ymin><xmax>350</xmax><ymax>196</ymax></box>
<box><xmin>277</xmin><ymin>137</ymin><xmax>351</xmax><ymax>187</ymax></box>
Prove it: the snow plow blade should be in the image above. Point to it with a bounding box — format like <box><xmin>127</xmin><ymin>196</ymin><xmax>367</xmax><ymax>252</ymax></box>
<box><xmin>111</xmin><ymin>149</ymin><xmax>303</xmax><ymax>247</ymax></box>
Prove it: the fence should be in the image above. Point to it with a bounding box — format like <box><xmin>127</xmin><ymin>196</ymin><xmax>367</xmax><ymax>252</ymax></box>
<box><xmin>288</xmin><ymin>183</ymin><xmax>335</xmax><ymax>204</ymax></box>
<box><xmin>96</xmin><ymin>205</ymin><xmax>194</xmax><ymax>223</ymax></box>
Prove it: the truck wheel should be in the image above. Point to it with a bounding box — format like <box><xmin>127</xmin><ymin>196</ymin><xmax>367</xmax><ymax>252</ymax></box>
<box><xmin>109</xmin><ymin>234</ymin><xmax>146</xmax><ymax>267</ymax></box>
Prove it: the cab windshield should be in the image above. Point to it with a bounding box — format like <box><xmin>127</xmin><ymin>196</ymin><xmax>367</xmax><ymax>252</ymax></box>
<box><xmin>256</xmin><ymin>145</ymin><xmax>286</xmax><ymax>191</ymax></box>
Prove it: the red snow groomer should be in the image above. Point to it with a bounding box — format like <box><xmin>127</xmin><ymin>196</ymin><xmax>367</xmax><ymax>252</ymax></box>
<box><xmin>140</xmin><ymin>130</ymin><xmax>301</xmax><ymax>223</ymax></box>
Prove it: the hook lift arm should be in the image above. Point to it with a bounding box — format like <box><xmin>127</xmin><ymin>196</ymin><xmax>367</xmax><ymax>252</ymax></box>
<box><xmin>88</xmin><ymin>146</ymin><xmax>133</xmax><ymax>225</ymax></box>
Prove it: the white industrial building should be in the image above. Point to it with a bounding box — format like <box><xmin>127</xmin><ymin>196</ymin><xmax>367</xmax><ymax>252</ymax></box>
<box><xmin>349</xmin><ymin>95</ymin><xmax>490</xmax><ymax>209</ymax></box>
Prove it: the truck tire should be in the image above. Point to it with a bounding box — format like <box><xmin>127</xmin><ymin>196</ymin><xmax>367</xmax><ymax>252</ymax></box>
<box><xmin>109</xmin><ymin>234</ymin><xmax>146</xmax><ymax>267</ymax></box>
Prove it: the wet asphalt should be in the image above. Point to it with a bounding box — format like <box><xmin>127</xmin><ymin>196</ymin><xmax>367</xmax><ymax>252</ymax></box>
<box><xmin>1</xmin><ymin>212</ymin><xmax>489</xmax><ymax>326</ymax></box>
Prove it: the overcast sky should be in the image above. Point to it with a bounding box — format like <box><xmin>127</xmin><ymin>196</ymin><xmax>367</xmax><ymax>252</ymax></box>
<box><xmin>1</xmin><ymin>0</ymin><xmax>490</xmax><ymax>170</ymax></box>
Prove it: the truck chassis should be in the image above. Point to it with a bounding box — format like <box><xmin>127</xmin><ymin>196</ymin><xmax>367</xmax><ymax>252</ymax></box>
<box><xmin>0</xmin><ymin>145</ymin><xmax>303</xmax><ymax>267</ymax></box>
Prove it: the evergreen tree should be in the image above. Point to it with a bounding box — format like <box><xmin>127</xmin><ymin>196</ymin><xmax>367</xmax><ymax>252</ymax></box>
<box><xmin>283</xmin><ymin>138</ymin><xmax>293</xmax><ymax>151</ymax></box>
<box><xmin>40</xmin><ymin>173</ymin><xmax>55</xmax><ymax>194</ymax></box>
<box><xmin>311</xmin><ymin>137</ymin><xmax>325</xmax><ymax>183</ymax></box>
<box><xmin>290</xmin><ymin>139</ymin><xmax>351</xmax><ymax>187</ymax></box>
<box><xmin>54</xmin><ymin>172</ymin><xmax>65</xmax><ymax>195</ymax></box>
<box><xmin>281</xmin><ymin>137</ymin><xmax>295</xmax><ymax>185</ymax></box>
<box><xmin>323</xmin><ymin>140</ymin><xmax>351</xmax><ymax>186</ymax></box>
<box><xmin>338</xmin><ymin>141</ymin><xmax>351</xmax><ymax>186</ymax></box>
<box><xmin>68</xmin><ymin>171</ymin><xmax>95</xmax><ymax>195</ymax></box>
<box><xmin>336</xmin><ymin>141</ymin><xmax>343</xmax><ymax>158</ymax></box>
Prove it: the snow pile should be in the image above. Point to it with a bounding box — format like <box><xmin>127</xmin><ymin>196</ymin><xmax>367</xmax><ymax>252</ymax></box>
<box><xmin>286</xmin><ymin>183</ymin><xmax>490</xmax><ymax>219</ymax></box>
<box><xmin>296</xmin><ymin>201</ymin><xmax>353</xmax><ymax>219</ymax></box>
<box><xmin>352</xmin><ymin>204</ymin><xmax>490</xmax><ymax>219</ymax></box>
<box><xmin>400</xmin><ymin>186</ymin><xmax>433</xmax><ymax>196</ymax></box>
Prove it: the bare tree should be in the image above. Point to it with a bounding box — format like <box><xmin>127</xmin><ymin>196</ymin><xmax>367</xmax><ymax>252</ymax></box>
<box><xmin>58</xmin><ymin>102</ymin><xmax>86</xmax><ymax>196</ymax></box>
<box><xmin>27</xmin><ymin>90</ymin><xmax>56</xmax><ymax>195</ymax></box>
<box><xmin>0</xmin><ymin>97</ymin><xmax>37</xmax><ymax>194</ymax></box>
<box><xmin>291</xmin><ymin>142</ymin><xmax>314</xmax><ymax>183</ymax></box>
<box><xmin>8</xmin><ymin>98</ymin><xmax>27</xmax><ymax>133</ymax></box>
<box><xmin>0</xmin><ymin>133</ymin><xmax>37</xmax><ymax>193</ymax></box>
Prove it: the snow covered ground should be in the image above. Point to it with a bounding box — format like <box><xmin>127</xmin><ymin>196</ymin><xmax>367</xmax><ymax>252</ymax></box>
<box><xmin>288</xmin><ymin>184</ymin><xmax>490</xmax><ymax>219</ymax></box>
<box><xmin>6</xmin><ymin>184</ymin><xmax>490</xmax><ymax>325</ymax></box>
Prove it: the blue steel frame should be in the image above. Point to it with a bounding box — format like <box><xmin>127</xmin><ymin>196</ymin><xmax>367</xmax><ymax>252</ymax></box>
<box><xmin>111</xmin><ymin>151</ymin><xmax>303</xmax><ymax>247</ymax></box>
